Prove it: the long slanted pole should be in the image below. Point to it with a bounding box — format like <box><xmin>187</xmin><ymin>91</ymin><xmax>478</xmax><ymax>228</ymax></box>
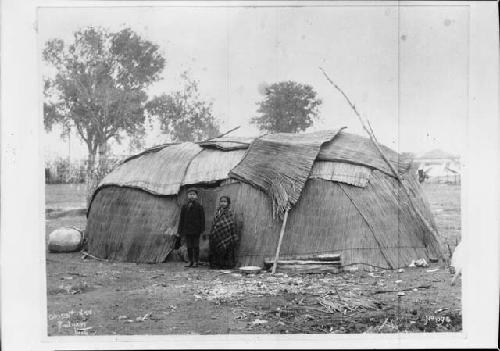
<box><xmin>197</xmin><ymin>126</ymin><xmax>241</xmax><ymax>145</ymax></box>
<box><xmin>272</xmin><ymin>208</ymin><xmax>290</xmax><ymax>274</ymax></box>
<box><xmin>209</xmin><ymin>126</ymin><xmax>241</xmax><ymax>140</ymax></box>
<box><xmin>319</xmin><ymin>67</ymin><xmax>441</xmax><ymax>241</ymax></box>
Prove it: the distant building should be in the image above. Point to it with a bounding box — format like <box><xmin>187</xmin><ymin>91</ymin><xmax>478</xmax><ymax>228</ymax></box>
<box><xmin>414</xmin><ymin>149</ymin><xmax>461</xmax><ymax>184</ymax></box>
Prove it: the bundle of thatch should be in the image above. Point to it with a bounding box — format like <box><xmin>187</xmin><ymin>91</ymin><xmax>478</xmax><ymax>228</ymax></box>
<box><xmin>229</xmin><ymin>129</ymin><xmax>342</xmax><ymax>219</ymax></box>
<box><xmin>86</xmin><ymin>130</ymin><xmax>443</xmax><ymax>268</ymax></box>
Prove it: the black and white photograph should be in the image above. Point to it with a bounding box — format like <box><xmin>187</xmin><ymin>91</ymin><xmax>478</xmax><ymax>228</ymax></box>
<box><xmin>1</xmin><ymin>1</ymin><xmax>499</xmax><ymax>350</ymax></box>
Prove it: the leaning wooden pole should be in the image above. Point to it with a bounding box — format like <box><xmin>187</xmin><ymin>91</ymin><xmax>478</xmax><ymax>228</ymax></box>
<box><xmin>209</xmin><ymin>126</ymin><xmax>241</xmax><ymax>140</ymax></box>
<box><xmin>272</xmin><ymin>208</ymin><xmax>290</xmax><ymax>274</ymax></box>
<box><xmin>319</xmin><ymin>67</ymin><xmax>441</xmax><ymax>242</ymax></box>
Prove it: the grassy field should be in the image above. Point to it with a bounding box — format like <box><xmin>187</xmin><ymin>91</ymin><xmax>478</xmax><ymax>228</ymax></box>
<box><xmin>45</xmin><ymin>182</ymin><xmax>462</xmax><ymax>336</ymax></box>
<box><xmin>422</xmin><ymin>183</ymin><xmax>461</xmax><ymax>256</ymax></box>
<box><xmin>45</xmin><ymin>184</ymin><xmax>88</xmax><ymax>210</ymax></box>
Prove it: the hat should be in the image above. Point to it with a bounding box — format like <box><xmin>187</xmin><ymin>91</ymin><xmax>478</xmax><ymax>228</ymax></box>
<box><xmin>187</xmin><ymin>188</ymin><xmax>198</xmax><ymax>195</ymax></box>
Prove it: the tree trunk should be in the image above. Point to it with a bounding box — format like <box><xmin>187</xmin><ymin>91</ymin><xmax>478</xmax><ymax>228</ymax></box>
<box><xmin>87</xmin><ymin>150</ymin><xmax>96</xmax><ymax>180</ymax></box>
<box><xmin>86</xmin><ymin>147</ymin><xmax>98</xmax><ymax>207</ymax></box>
<box><xmin>85</xmin><ymin>138</ymin><xmax>111</xmax><ymax>206</ymax></box>
<box><xmin>97</xmin><ymin>142</ymin><xmax>107</xmax><ymax>171</ymax></box>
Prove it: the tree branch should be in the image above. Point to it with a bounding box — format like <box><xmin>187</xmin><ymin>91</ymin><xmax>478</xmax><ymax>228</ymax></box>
<box><xmin>74</xmin><ymin>121</ymin><xmax>89</xmax><ymax>144</ymax></box>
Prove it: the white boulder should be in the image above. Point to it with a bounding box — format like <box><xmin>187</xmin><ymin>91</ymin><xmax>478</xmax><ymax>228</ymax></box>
<box><xmin>48</xmin><ymin>227</ymin><xmax>83</xmax><ymax>253</ymax></box>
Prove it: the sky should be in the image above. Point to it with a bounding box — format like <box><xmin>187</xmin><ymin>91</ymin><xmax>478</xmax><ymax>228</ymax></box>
<box><xmin>39</xmin><ymin>4</ymin><xmax>469</xmax><ymax>161</ymax></box>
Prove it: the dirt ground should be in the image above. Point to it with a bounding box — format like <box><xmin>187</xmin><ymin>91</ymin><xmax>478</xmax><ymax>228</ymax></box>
<box><xmin>45</xmin><ymin>182</ymin><xmax>462</xmax><ymax>336</ymax></box>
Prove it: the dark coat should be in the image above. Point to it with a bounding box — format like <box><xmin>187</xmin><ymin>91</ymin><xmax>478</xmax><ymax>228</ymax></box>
<box><xmin>177</xmin><ymin>201</ymin><xmax>205</xmax><ymax>237</ymax></box>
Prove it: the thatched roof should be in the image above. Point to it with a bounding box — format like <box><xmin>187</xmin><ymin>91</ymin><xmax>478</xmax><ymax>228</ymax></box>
<box><xmin>198</xmin><ymin>136</ymin><xmax>255</xmax><ymax>151</ymax></box>
<box><xmin>94</xmin><ymin>129</ymin><xmax>414</xmax><ymax>201</ymax></box>
<box><xmin>182</xmin><ymin>148</ymin><xmax>247</xmax><ymax>185</ymax></box>
<box><xmin>98</xmin><ymin>142</ymin><xmax>202</xmax><ymax>196</ymax></box>
<box><xmin>310</xmin><ymin>161</ymin><xmax>372</xmax><ymax>187</ymax></box>
<box><xmin>318</xmin><ymin>132</ymin><xmax>412</xmax><ymax>175</ymax></box>
<box><xmin>229</xmin><ymin>129</ymin><xmax>343</xmax><ymax>219</ymax></box>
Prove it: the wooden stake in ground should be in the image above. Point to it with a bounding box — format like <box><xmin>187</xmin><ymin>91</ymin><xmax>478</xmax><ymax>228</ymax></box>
<box><xmin>319</xmin><ymin>67</ymin><xmax>441</xmax><ymax>242</ymax></box>
<box><xmin>271</xmin><ymin>208</ymin><xmax>290</xmax><ymax>274</ymax></box>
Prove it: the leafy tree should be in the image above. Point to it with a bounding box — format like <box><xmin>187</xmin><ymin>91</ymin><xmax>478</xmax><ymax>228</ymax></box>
<box><xmin>43</xmin><ymin>26</ymin><xmax>166</xmax><ymax>176</ymax></box>
<box><xmin>251</xmin><ymin>81</ymin><xmax>322</xmax><ymax>133</ymax></box>
<box><xmin>146</xmin><ymin>72</ymin><xmax>220</xmax><ymax>142</ymax></box>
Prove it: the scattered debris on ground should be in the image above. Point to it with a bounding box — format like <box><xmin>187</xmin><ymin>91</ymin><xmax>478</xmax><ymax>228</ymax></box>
<box><xmin>409</xmin><ymin>258</ymin><xmax>429</xmax><ymax>267</ymax></box>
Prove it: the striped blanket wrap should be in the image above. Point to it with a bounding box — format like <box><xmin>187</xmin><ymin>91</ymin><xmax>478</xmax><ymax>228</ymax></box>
<box><xmin>209</xmin><ymin>207</ymin><xmax>237</xmax><ymax>252</ymax></box>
